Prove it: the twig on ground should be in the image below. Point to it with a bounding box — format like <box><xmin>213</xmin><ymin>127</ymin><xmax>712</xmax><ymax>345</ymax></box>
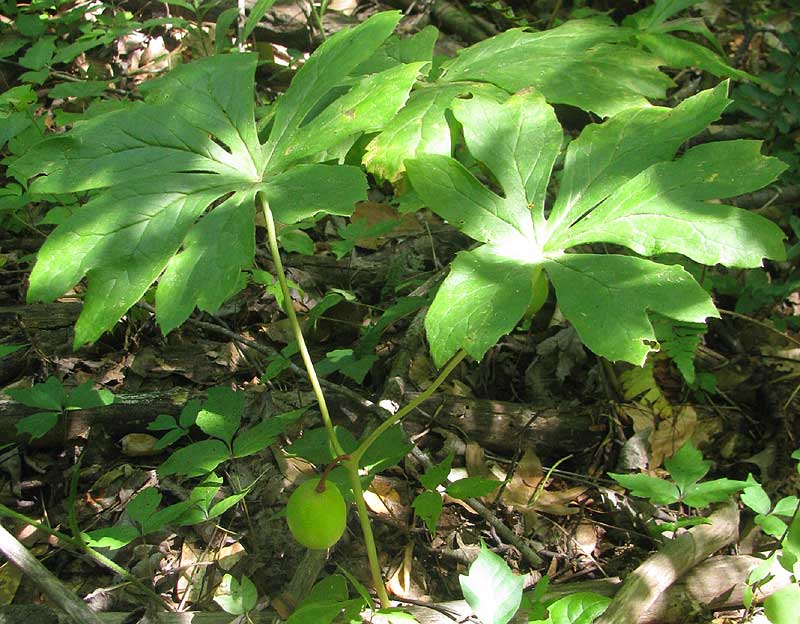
<box><xmin>0</xmin><ymin>521</ymin><xmax>105</xmax><ymax>624</ymax></box>
<box><xmin>409</xmin><ymin>446</ymin><xmax>543</xmax><ymax>568</ymax></box>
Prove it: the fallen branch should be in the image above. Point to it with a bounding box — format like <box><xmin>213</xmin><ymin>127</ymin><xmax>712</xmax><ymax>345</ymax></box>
<box><xmin>14</xmin><ymin>554</ymin><xmax>790</xmax><ymax>623</ymax></box>
<box><xmin>0</xmin><ymin>521</ymin><xmax>104</xmax><ymax>624</ymax></box>
<box><xmin>730</xmin><ymin>184</ymin><xmax>800</xmax><ymax>209</ymax></box>
<box><xmin>384</xmin><ymin>0</ymin><xmax>498</xmax><ymax>43</ymax></box>
<box><xmin>595</xmin><ymin>501</ymin><xmax>740</xmax><ymax>624</ymax></box>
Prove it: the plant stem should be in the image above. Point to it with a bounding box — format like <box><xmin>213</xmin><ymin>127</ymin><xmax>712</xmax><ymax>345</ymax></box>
<box><xmin>260</xmin><ymin>193</ymin><xmax>389</xmax><ymax>605</ymax></box>
<box><xmin>260</xmin><ymin>194</ymin><xmax>468</xmax><ymax>609</ymax></box>
<box><xmin>259</xmin><ymin>193</ymin><xmax>345</xmax><ymax>459</ymax></box>
<box><xmin>343</xmin><ymin>458</ymin><xmax>390</xmax><ymax>606</ymax></box>
<box><xmin>345</xmin><ymin>349</ymin><xmax>466</xmax><ymax>608</ymax></box>
<box><xmin>352</xmin><ymin>349</ymin><xmax>467</xmax><ymax>464</ymax></box>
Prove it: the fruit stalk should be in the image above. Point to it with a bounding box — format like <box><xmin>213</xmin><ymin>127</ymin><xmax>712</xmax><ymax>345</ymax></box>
<box><xmin>317</xmin><ymin>454</ymin><xmax>351</xmax><ymax>492</ymax></box>
<box><xmin>260</xmin><ymin>193</ymin><xmax>390</xmax><ymax>607</ymax></box>
<box><xmin>351</xmin><ymin>348</ymin><xmax>466</xmax><ymax>464</ymax></box>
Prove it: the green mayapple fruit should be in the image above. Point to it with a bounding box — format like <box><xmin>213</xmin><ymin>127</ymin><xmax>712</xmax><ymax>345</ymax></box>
<box><xmin>286</xmin><ymin>477</ymin><xmax>347</xmax><ymax>549</ymax></box>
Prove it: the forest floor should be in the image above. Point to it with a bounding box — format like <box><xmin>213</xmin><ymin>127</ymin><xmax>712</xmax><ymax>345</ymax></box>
<box><xmin>1</xmin><ymin>1</ymin><xmax>799</xmax><ymax>623</ymax></box>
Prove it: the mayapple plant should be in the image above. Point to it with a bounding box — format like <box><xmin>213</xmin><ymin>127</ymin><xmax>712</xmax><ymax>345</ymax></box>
<box><xmin>4</xmin><ymin>1</ymin><xmax>789</xmax><ymax>615</ymax></box>
<box><xmin>7</xmin><ymin>6</ymin><xmax>759</xmax><ymax>347</ymax></box>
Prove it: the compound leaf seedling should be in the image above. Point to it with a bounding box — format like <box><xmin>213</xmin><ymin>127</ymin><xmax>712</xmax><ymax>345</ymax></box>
<box><xmin>610</xmin><ymin>441</ymin><xmax>754</xmax><ymax>510</ymax></box>
<box><xmin>406</xmin><ymin>82</ymin><xmax>787</xmax><ymax>367</ymax></box>
<box><xmin>156</xmin><ymin>386</ymin><xmax>306</xmax><ymax>477</ymax></box>
<box><xmin>6</xmin><ymin>376</ymin><xmax>114</xmax><ymax>439</ymax></box>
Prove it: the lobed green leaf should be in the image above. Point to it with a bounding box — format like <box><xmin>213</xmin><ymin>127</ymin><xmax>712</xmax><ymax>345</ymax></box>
<box><xmin>14</xmin><ymin>13</ymin><xmax>420</xmax><ymax>345</ymax></box>
<box><xmin>408</xmin><ymin>82</ymin><xmax>785</xmax><ymax>367</ymax></box>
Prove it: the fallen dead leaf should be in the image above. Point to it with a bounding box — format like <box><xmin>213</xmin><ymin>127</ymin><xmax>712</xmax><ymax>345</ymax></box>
<box><xmin>649</xmin><ymin>405</ymin><xmax>697</xmax><ymax>468</ymax></box>
<box><xmin>501</xmin><ymin>449</ymin><xmax>544</xmax><ymax>507</ymax></box>
<box><xmin>573</xmin><ymin>520</ymin><xmax>597</xmax><ymax>557</ymax></box>
<box><xmin>465</xmin><ymin>442</ymin><xmax>489</xmax><ymax>478</ymax></box>
<box><xmin>216</xmin><ymin>542</ymin><xmax>246</xmax><ymax>571</ymax></box>
<box><xmin>364</xmin><ymin>476</ymin><xmax>408</xmax><ymax>522</ymax></box>
<box><xmin>176</xmin><ymin>540</ymin><xmax>205</xmax><ymax>605</ymax></box>
<box><xmin>348</xmin><ymin>202</ymin><xmax>422</xmax><ymax>250</ymax></box>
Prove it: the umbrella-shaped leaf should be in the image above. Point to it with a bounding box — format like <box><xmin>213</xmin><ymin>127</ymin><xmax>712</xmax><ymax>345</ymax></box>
<box><xmin>12</xmin><ymin>12</ymin><xmax>419</xmax><ymax>345</ymax></box>
<box><xmin>407</xmin><ymin>82</ymin><xmax>786</xmax><ymax>367</ymax></box>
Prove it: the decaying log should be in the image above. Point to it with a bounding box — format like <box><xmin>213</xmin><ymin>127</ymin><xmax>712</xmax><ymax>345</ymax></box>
<box><xmin>0</xmin><ymin>304</ymin><xmax>83</xmax><ymax>384</ymax></box>
<box><xmin>0</xmin><ymin>384</ymin><xmax>600</xmax><ymax>460</ymax></box>
<box><xmin>0</xmin><ymin>388</ymin><xmax>206</xmax><ymax>444</ymax></box>
<box><xmin>730</xmin><ymin>184</ymin><xmax>800</xmax><ymax>209</ymax></box>
<box><xmin>403</xmin><ymin>391</ymin><xmax>600</xmax><ymax>456</ymax></box>
<box><xmin>384</xmin><ymin>0</ymin><xmax>498</xmax><ymax>42</ymax></box>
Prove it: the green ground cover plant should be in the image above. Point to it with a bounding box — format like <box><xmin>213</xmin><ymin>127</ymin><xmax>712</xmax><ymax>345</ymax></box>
<box><xmin>741</xmin><ymin>450</ymin><xmax>800</xmax><ymax>624</ymax></box>
<box><xmin>7</xmin><ymin>376</ymin><xmax>114</xmax><ymax>439</ymax></box>
<box><xmin>2</xmin><ymin>0</ymin><xmax>796</xmax><ymax>622</ymax></box>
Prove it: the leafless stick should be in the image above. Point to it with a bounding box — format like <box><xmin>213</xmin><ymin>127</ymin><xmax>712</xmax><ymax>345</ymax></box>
<box><xmin>0</xmin><ymin>521</ymin><xmax>105</xmax><ymax>624</ymax></box>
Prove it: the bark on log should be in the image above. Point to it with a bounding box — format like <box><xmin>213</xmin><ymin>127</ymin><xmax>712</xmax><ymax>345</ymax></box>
<box><xmin>403</xmin><ymin>391</ymin><xmax>600</xmax><ymax>456</ymax></box>
<box><xmin>384</xmin><ymin>0</ymin><xmax>499</xmax><ymax>42</ymax></box>
<box><xmin>19</xmin><ymin>554</ymin><xmax>791</xmax><ymax>623</ymax></box>
<box><xmin>0</xmin><ymin>304</ymin><xmax>83</xmax><ymax>384</ymax></box>
<box><xmin>0</xmin><ymin>388</ymin><xmax>204</xmax><ymax>444</ymax></box>
<box><xmin>0</xmin><ymin>388</ymin><xmax>599</xmax><ymax>461</ymax></box>
<box><xmin>729</xmin><ymin>184</ymin><xmax>800</xmax><ymax>209</ymax></box>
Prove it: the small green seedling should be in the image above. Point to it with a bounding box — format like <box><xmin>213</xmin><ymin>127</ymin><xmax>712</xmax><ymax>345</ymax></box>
<box><xmin>214</xmin><ymin>573</ymin><xmax>258</xmax><ymax>617</ymax></box>
<box><xmin>85</xmin><ymin>473</ymin><xmax>257</xmax><ymax>550</ymax></box>
<box><xmin>460</xmin><ymin>541</ymin><xmax>525</xmax><ymax>624</ymax></box>
<box><xmin>285</xmin><ymin>574</ymin><xmax>365</xmax><ymax>624</ymax></box>
<box><xmin>610</xmin><ymin>441</ymin><xmax>753</xmax><ymax>516</ymax></box>
<box><xmin>0</xmin><ymin>344</ymin><xmax>27</xmax><ymax>358</ymax></box>
<box><xmin>742</xmin><ymin>449</ymin><xmax>800</xmax><ymax>624</ymax></box>
<box><xmin>455</xmin><ymin>541</ymin><xmax>611</xmax><ymax>624</ymax></box>
<box><xmin>6</xmin><ymin>376</ymin><xmax>114</xmax><ymax>439</ymax></box>
<box><xmin>147</xmin><ymin>399</ymin><xmax>201</xmax><ymax>450</ymax></box>
<box><xmin>156</xmin><ymin>386</ymin><xmax>306</xmax><ymax>478</ymax></box>
<box><xmin>526</xmin><ymin>590</ymin><xmax>611</xmax><ymax>624</ymax></box>
<box><xmin>83</xmin><ymin>386</ymin><xmax>306</xmax><ymax>550</ymax></box>
<box><xmin>412</xmin><ymin>452</ymin><xmax>501</xmax><ymax>536</ymax></box>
